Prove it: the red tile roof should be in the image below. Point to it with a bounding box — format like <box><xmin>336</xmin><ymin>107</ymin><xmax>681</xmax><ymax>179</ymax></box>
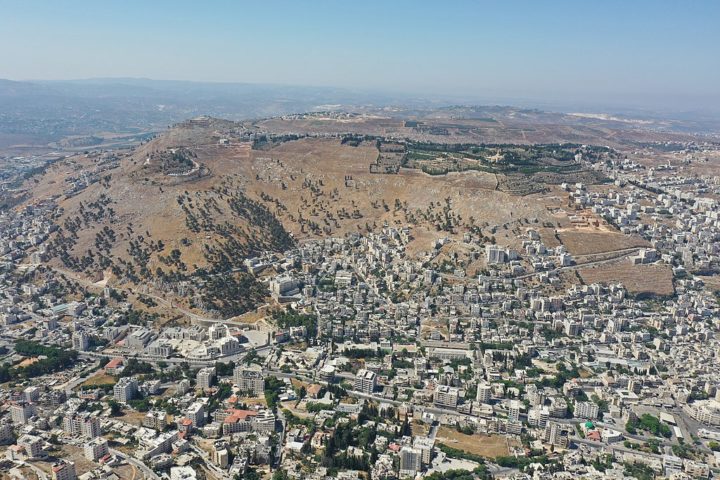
<box><xmin>223</xmin><ymin>409</ymin><xmax>259</xmax><ymax>423</ymax></box>
<box><xmin>105</xmin><ymin>357</ymin><xmax>124</xmax><ymax>369</ymax></box>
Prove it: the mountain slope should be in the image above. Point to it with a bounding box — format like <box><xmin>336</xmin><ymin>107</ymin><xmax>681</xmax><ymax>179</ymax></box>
<box><xmin>23</xmin><ymin>115</ymin><xmax>639</xmax><ymax>318</ymax></box>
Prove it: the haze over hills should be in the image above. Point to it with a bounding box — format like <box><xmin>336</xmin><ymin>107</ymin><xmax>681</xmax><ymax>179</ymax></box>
<box><xmin>1</xmin><ymin>78</ymin><xmax>719</xmax><ymax>155</ymax></box>
<box><xmin>0</xmin><ymin>78</ymin><xmax>405</xmax><ymax>149</ymax></box>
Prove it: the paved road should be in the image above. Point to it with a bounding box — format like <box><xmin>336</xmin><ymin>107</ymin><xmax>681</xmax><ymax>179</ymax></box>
<box><xmin>265</xmin><ymin>368</ymin><xmax>473</xmax><ymax>418</ymax></box>
<box><xmin>513</xmin><ymin>247</ymin><xmax>642</xmax><ymax>280</ymax></box>
<box><xmin>437</xmin><ymin>247</ymin><xmax>643</xmax><ymax>283</ymax></box>
<box><xmin>19</xmin><ymin>461</ymin><xmax>48</xmax><ymax>480</ymax></box>
<box><xmin>189</xmin><ymin>444</ymin><xmax>227</xmax><ymax>478</ymax></box>
<box><xmin>275</xmin><ymin>408</ymin><xmax>287</xmax><ymax>467</ymax></box>
<box><xmin>59</xmin><ymin>360</ymin><xmax>102</xmax><ymax>394</ymax></box>
<box><xmin>109</xmin><ymin>448</ymin><xmax>160</xmax><ymax>480</ymax></box>
<box><xmin>78</xmin><ymin>344</ymin><xmax>273</xmax><ymax>367</ymax></box>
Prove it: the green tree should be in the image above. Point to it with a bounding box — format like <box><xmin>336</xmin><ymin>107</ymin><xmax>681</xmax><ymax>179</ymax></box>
<box><xmin>108</xmin><ymin>400</ymin><xmax>122</xmax><ymax>416</ymax></box>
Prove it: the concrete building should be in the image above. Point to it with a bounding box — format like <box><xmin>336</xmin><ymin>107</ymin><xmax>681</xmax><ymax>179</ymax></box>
<box><xmin>170</xmin><ymin>466</ymin><xmax>198</xmax><ymax>480</ymax></box>
<box><xmin>196</xmin><ymin>367</ymin><xmax>216</xmax><ymax>390</ymax></box>
<box><xmin>10</xmin><ymin>402</ymin><xmax>34</xmax><ymax>424</ymax></box>
<box><xmin>233</xmin><ymin>365</ymin><xmax>265</xmax><ymax>395</ymax></box>
<box><xmin>413</xmin><ymin>436</ymin><xmax>434</xmax><ymax>466</ymax></box>
<box><xmin>354</xmin><ymin>369</ymin><xmax>377</xmax><ymax>394</ymax></box>
<box><xmin>399</xmin><ymin>446</ymin><xmax>422</xmax><ymax>477</ymax></box>
<box><xmin>564</xmin><ymin>320</ymin><xmax>582</xmax><ymax>337</ymax></box>
<box><xmin>72</xmin><ymin>330</ymin><xmax>89</xmax><ymax>351</ymax></box>
<box><xmin>544</xmin><ymin>422</ymin><xmax>570</xmax><ymax>448</ymax></box>
<box><xmin>508</xmin><ymin>400</ymin><xmax>521</xmax><ymax>423</ymax></box>
<box><xmin>23</xmin><ymin>386</ymin><xmax>40</xmax><ymax>403</ymax></box>
<box><xmin>0</xmin><ymin>423</ymin><xmax>14</xmax><ymax>444</ymax></box>
<box><xmin>528</xmin><ymin>406</ymin><xmax>550</xmax><ymax>428</ymax></box>
<box><xmin>575</xmin><ymin>401</ymin><xmax>600</xmax><ymax>420</ymax></box>
<box><xmin>213</xmin><ymin>445</ymin><xmax>229</xmax><ymax>468</ymax></box>
<box><xmin>65</xmin><ymin>414</ymin><xmax>101</xmax><ymax>438</ymax></box>
<box><xmin>177</xmin><ymin>379</ymin><xmax>191</xmax><ymax>395</ymax></box>
<box><xmin>476</xmin><ymin>383</ymin><xmax>492</xmax><ymax>404</ymax></box>
<box><xmin>18</xmin><ymin>434</ymin><xmax>44</xmax><ymax>459</ymax></box>
<box><xmin>433</xmin><ymin>385</ymin><xmax>459</xmax><ymax>408</ymax></box>
<box><xmin>52</xmin><ymin>460</ymin><xmax>76</xmax><ymax>480</ymax></box>
<box><xmin>429</xmin><ymin>347</ymin><xmax>472</xmax><ymax>361</ymax></box>
<box><xmin>187</xmin><ymin>402</ymin><xmax>206</xmax><ymax>428</ymax></box>
<box><xmin>486</xmin><ymin>245</ymin><xmax>506</xmax><ymax>264</ymax></box>
<box><xmin>270</xmin><ymin>276</ymin><xmax>300</xmax><ymax>299</ymax></box>
<box><xmin>143</xmin><ymin>410</ymin><xmax>167</xmax><ymax>430</ymax></box>
<box><xmin>125</xmin><ymin>329</ymin><xmax>154</xmax><ymax>350</ymax></box>
<box><xmin>84</xmin><ymin>437</ymin><xmax>109</xmax><ymax>461</ymax></box>
<box><xmin>82</xmin><ymin>416</ymin><xmax>101</xmax><ymax>438</ymax></box>
<box><xmin>113</xmin><ymin>377</ymin><xmax>138</xmax><ymax>403</ymax></box>
<box><xmin>685</xmin><ymin>401</ymin><xmax>720</xmax><ymax>426</ymax></box>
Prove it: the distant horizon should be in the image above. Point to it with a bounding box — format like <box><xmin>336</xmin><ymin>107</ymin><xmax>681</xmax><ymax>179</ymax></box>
<box><xmin>2</xmin><ymin>75</ymin><xmax>719</xmax><ymax>119</ymax></box>
<box><xmin>1</xmin><ymin>1</ymin><xmax>718</xmax><ymax>116</ymax></box>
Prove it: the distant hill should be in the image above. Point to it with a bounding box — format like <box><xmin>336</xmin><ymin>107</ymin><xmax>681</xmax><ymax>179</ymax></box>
<box><xmin>0</xmin><ymin>78</ymin><xmax>419</xmax><ymax>149</ymax></box>
<box><xmin>1</xmin><ymin>78</ymin><xmax>718</xmax><ymax>153</ymax></box>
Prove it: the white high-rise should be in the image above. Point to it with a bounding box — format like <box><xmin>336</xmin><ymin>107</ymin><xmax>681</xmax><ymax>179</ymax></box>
<box><xmin>476</xmin><ymin>383</ymin><xmax>492</xmax><ymax>404</ymax></box>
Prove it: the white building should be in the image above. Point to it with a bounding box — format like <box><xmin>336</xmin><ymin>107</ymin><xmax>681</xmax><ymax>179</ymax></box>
<box><xmin>64</xmin><ymin>414</ymin><xmax>101</xmax><ymax>438</ymax></box>
<box><xmin>354</xmin><ymin>369</ymin><xmax>377</xmax><ymax>394</ymax></box>
<box><xmin>18</xmin><ymin>434</ymin><xmax>44</xmax><ymax>459</ymax></box>
<box><xmin>544</xmin><ymin>422</ymin><xmax>570</xmax><ymax>448</ymax></box>
<box><xmin>143</xmin><ymin>410</ymin><xmax>167</xmax><ymax>431</ymax></box>
<box><xmin>84</xmin><ymin>437</ymin><xmax>109</xmax><ymax>461</ymax></box>
<box><xmin>575</xmin><ymin>401</ymin><xmax>600</xmax><ymax>420</ymax></box>
<box><xmin>413</xmin><ymin>436</ymin><xmax>434</xmax><ymax>466</ymax></box>
<box><xmin>528</xmin><ymin>406</ymin><xmax>550</xmax><ymax>428</ymax></box>
<box><xmin>187</xmin><ymin>402</ymin><xmax>206</xmax><ymax>428</ymax></box>
<box><xmin>196</xmin><ymin>367</ymin><xmax>216</xmax><ymax>390</ymax></box>
<box><xmin>433</xmin><ymin>385</ymin><xmax>459</xmax><ymax>408</ymax></box>
<box><xmin>113</xmin><ymin>377</ymin><xmax>138</xmax><ymax>403</ymax></box>
<box><xmin>508</xmin><ymin>400</ymin><xmax>521</xmax><ymax>423</ymax></box>
<box><xmin>72</xmin><ymin>330</ymin><xmax>89</xmax><ymax>351</ymax></box>
<box><xmin>399</xmin><ymin>446</ymin><xmax>422</xmax><ymax>477</ymax></box>
<box><xmin>233</xmin><ymin>365</ymin><xmax>264</xmax><ymax>395</ymax></box>
<box><xmin>170</xmin><ymin>466</ymin><xmax>198</xmax><ymax>480</ymax></box>
<box><xmin>52</xmin><ymin>460</ymin><xmax>76</xmax><ymax>480</ymax></box>
<box><xmin>486</xmin><ymin>245</ymin><xmax>506</xmax><ymax>264</ymax></box>
<box><xmin>10</xmin><ymin>403</ymin><xmax>35</xmax><ymax>424</ymax></box>
<box><xmin>477</xmin><ymin>383</ymin><xmax>492</xmax><ymax>404</ymax></box>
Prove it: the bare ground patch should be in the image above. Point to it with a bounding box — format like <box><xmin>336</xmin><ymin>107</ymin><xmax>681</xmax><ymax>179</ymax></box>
<box><xmin>80</xmin><ymin>373</ymin><xmax>117</xmax><ymax>388</ymax></box>
<box><xmin>578</xmin><ymin>262</ymin><xmax>674</xmax><ymax>297</ymax></box>
<box><xmin>558</xmin><ymin>230</ymin><xmax>649</xmax><ymax>256</ymax></box>
<box><xmin>436</xmin><ymin>427</ymin><xmax>514</xmax><ymax>458</ymax></box>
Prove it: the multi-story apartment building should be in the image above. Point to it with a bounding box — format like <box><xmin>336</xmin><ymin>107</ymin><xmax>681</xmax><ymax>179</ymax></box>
<box><xmin>233</xmin><ymin>365</ymin><xmax>265</xmax><ymax>395</ymax></box>
<box><xmin>113</xmin><ymin>377</ymin><xmax>138</xmax><ymax>403</ymax></box>
<box><xmin>354</xmin><ymin>369</ymin><xmax>377</xmax><ymax>394</ymax></box>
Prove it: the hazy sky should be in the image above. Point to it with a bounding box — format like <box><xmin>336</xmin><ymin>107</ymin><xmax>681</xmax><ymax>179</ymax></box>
<box><xmin>1</xmin><ymin>0</ymin><xmax>719</xmax><ymax>110</ymax></box>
